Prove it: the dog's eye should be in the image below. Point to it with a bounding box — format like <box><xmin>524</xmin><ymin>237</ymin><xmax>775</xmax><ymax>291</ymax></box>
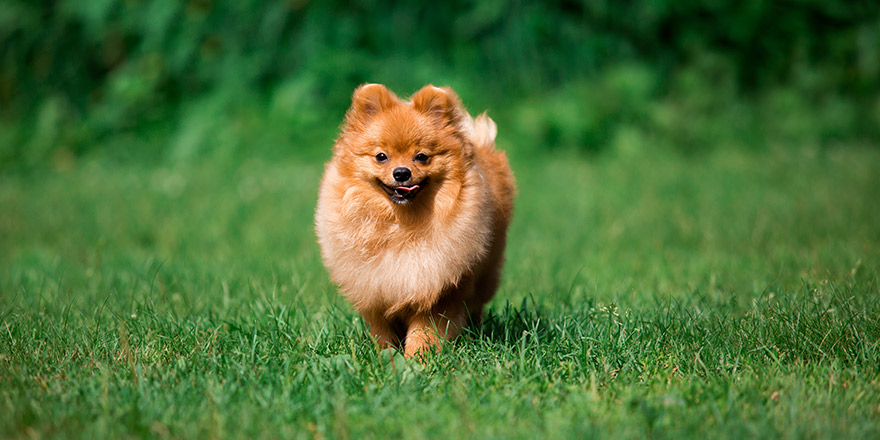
<box><xmin>414</xmin><ymin>153</ymin><xmax>429</xmax><ymax>163</ymax></box>
<box><xmin>375</xmin><ymin>152</ymin><xmax>388</xmax><ymax>163</ymax></box>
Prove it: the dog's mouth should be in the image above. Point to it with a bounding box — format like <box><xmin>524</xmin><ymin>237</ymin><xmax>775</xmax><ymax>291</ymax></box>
<box><xmin>378</xmin><ymin>179</ymin><xmax>426</xmax><ymax>204</ymax></box>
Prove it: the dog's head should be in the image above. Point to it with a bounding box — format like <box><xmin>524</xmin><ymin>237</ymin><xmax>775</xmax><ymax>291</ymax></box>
<box><xmin>334</xmin><ymin>84</ymin><xmax>473</xmax><ymax>206</ymax></box>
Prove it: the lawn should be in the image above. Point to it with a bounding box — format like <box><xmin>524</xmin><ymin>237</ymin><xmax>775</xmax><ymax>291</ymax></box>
<box><xmin>1</xmin><ymin>143</ymin><xmax>879</xmax><ymax>438</ymax></box>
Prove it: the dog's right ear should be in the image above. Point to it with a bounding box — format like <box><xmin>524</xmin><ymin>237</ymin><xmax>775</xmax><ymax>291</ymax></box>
<box><xmin>345</xmin><ymin>84</ymin><xmax>398</xmax><ymax>129</ymax></box>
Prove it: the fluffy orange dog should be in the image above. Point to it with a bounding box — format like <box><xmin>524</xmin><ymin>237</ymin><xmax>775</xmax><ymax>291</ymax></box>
<box><xmin>315</xmin><ymin>84</ymin><xmax>515</xmax><ymax>357</ymax></box>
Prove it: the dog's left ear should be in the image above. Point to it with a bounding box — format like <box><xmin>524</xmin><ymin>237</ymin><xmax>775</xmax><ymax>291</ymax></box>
<box><xmin>411</xmin><ymin>85</ymin><xmax>466</xmax><ymax>129</ymax></box>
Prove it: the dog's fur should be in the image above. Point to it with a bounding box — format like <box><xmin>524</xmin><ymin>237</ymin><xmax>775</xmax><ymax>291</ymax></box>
<box><xmin>315</xmin><ymin>84</ymin><xmax>515</xmax><ymax>357</ymax></box>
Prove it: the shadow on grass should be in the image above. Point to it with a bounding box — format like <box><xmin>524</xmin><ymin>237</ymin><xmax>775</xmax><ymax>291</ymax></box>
<box><xmin>468</xmin><ymin>295</ymin><xmax>561</xmax><ymax>346</ymax></box>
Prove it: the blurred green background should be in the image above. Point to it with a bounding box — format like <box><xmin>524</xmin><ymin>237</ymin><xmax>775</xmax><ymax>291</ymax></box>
<box><xmin>2</xmin><ymin>0</ymin><xmax>879</xmax><ymax>168</ymax></box>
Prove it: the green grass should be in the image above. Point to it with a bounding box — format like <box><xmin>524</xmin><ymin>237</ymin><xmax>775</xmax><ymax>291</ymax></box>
<box><xmin>1</xmin><ymin>144</ymin><xmax>879</xmax><ymax>439</ymax></box>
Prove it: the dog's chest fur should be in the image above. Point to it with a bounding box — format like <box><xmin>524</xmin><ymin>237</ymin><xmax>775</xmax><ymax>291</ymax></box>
<box><xmin>316</xmin><ymin>163</ymin><xmax>494</xmax><ymax>313</ymax></box>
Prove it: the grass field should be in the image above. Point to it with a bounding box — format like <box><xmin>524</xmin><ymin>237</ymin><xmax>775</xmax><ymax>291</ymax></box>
<box><xmin>2</xmin><ymin>143</ymin><xmax>879</xmax><ymax>438</ymax></box>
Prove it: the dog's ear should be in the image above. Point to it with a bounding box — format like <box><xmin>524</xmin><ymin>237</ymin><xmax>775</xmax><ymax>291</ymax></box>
<box><xmin>345</xmin><ymin>84</ymin><xmax>398</xmax><ymax>128</ymax></box>
<box><xmin>411</xmin><ymin>85</ymin><xmax>466</xmax><ymax>129</ymax></box>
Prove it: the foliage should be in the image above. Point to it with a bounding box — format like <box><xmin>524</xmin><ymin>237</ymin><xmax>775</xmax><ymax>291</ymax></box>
<box><xmin>1</xmin><ymin>0</ymin><xmax>879</xmax><ymax>168</ymax></box>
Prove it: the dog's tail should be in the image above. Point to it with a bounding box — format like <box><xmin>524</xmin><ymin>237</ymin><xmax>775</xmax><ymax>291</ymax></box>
<box><xmin>470</xmin><ymin>113</ymin><xmax>497</xmax><ymax>150</ymax></box>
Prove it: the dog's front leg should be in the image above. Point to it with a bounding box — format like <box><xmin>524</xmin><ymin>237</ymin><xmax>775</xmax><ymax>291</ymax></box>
<box><xmin>403</xmin><ymin>298</ymin><xmax>469</xmax><ymax>358</ymax></box>
<box><xmin>361</xmin><ymin>310</ymin><xmax>401</xmax><ymax>349</ymax></box>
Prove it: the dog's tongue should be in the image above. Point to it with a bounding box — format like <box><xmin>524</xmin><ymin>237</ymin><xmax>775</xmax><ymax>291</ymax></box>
<box><xmin>393</xmin><ymin>185</ymin><xmax>419</xmax><ymax>195</ymax></box>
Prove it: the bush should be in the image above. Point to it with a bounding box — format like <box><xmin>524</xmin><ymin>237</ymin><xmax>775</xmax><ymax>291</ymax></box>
<box><xmin>1</xmin><ymin>0</ymin><xmax>878</xmax><ymax>166</ymax></box>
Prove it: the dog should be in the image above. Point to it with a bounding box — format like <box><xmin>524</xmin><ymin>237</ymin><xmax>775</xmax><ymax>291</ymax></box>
<box><xmin>315</xmin><ymin>84</ymin><xmax>515</xmax><ymax>357</ymax></box>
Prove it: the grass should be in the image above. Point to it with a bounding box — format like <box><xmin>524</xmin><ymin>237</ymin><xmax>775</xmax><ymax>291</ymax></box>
<box><xmin>1</xmin><ymin>142</ymin><xmax>879</xmax><ymax>439</ymax></box>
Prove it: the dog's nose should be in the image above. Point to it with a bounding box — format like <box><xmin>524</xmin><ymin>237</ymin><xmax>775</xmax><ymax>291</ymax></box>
<box><xmin>393</xmin><ymin>167</ymin><xmax>411</xmax><ymax>182</ymax></box>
